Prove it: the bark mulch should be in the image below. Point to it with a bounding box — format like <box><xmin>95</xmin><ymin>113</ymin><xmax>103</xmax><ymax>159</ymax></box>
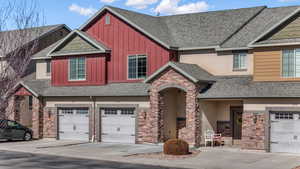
<box><xmin>125</xmin><ymin>150</ymin><xmax>200</xmax><ymax>160</ymax></box>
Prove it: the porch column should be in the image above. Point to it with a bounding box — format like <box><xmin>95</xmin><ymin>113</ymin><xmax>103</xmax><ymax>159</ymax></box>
<box><xmin>148</xmin><ymin>88</ymin><xmax>160</xmax><ymax>143</ymax></box>
<box><xmin>180</xmin><ymin>87</ymin><xmax>201</xmax><ymax>147</ymax></box>
<box><xmin>32</xmin><ymin>96</ymin><xmax>43</xmax><ymax>139</ymax></box>
<box><xmin>5</xmin><ymin>96</ymin><xmax>18</xmax><ymax>120</ymax></box>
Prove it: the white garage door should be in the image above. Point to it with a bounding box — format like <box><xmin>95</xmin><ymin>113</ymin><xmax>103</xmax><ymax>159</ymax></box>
<box><xmin>101</xmin><ymin>108</ymin><xmax>136</xmax><ymax>143</ymax></box>
<box><xmin>270</xmin><ymin>111</ymin><xmax>300</xmax><ymax>153</ymax></box>
<box><xmin>58</xmin><ymin>108</ymin><xmax>89</xmax><ymax>141</ymax></box>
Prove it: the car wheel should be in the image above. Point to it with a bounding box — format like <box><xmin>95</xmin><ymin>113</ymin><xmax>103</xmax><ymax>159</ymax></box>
<box><xmin>24</xmin><ymin>132</ymin><xmax>32</xmax><ymax>141</ymax></box>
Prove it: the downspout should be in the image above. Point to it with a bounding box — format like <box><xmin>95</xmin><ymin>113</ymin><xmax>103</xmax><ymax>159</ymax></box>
<box><xmin>90</xmin><ymin>96</ymin><xmax>96</xmax><ymax>142</ymax></box>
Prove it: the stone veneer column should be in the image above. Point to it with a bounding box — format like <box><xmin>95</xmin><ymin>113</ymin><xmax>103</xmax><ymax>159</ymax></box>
<box><xmin>241</xmin><ymin>112</ymin><xmax>265</xmax><ymax>150</ymax></box>
<box><xmin>32</xmin><ymin>97</ymin><xmax>43</xmax><ymax>139</ymax></box>
<box><xmin>144</xmin><ymin>68</ymin><xmax>202</xmax><ymax>146</ymax></box>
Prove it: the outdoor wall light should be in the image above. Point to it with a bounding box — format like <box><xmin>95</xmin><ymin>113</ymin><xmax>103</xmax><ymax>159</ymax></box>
<box><xmin>253</xmin><ymin>115</ymin><xmax>257</xmax><ymax>124</ymax></box>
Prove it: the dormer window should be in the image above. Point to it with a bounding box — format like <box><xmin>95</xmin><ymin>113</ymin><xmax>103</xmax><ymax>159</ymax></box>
<box><xmin>105</xmin><ymin>15</ymin><xmax>110</xmax><ymax>25</ymax></box>
<box><xmin>69</xmin><ymin>57</ymin><xmax>86</xmax><ymax>81</ymax></box>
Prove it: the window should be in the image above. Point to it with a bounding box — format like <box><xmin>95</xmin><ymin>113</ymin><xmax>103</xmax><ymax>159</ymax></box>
<box><xmin>101</xmin><ymin>108</ymin><xmax>118</xmax><ymax>115</ymax></box>
<box><xmin>128</xmin><ymin>55</ymin><xmax>147</xmax><ymax>79</ymax></box>
<box><xmin>233</xmin><ymin>53</ymin><xmax>247</xmax><ymax>70</ymax></box>
<box><xmin>121</xmin><ymin>108</ymin><xmax>135</xmax><ymax>115</ymax></box>
<box><xmin>282</xmin><ymin>49</ymin><xmax>300</xmax><ymax>77</ymax></box>
<box><xmin>46</xmin><ymin>60</ymin><xmax>51</xmax><ymax>74</ymax></box>
<box><xmin>28</xmin><ymin>96</ymin><xmax>33</xmax><ymax>110</ymax></box>
<box><xmin>105</xmin><ymin>15</ymin><xmax>110</xmax><ymax>25</ymax></box>
<box><xmin>274</xmin><ymin>112</ymin><xmax>294</xmax><ymax>120</ymax></box>
<box><xmin>69</xmin><ymin>57</ymin><xmax>86</xmax><ymax>81</ymax></box>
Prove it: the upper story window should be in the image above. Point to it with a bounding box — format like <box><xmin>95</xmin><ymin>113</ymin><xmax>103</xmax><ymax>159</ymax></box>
<box><xmin>46</xmin><ymin>60</ymin><xmax>51</xmax><ymax>75</ymax></box>
<box><xmin>282</xmin><ymin>49</ymin><xmax>300</xmax><ymax>78</ymax></box>
<box><xmin>233</xmin><ymin>52</ymin><xmax>247</xmax><ymax>70</ymax></box>
<box><xmin>69</xmin><ymin>57</ymin><xmax>86</xmax><ymax>81</ymax></box>
<box><xmin>128</xmin><ymin>54</ymin><xmax>147</xmax><ymax>79</ymax></box>
<box><xmin>105</xmin><ymin>15</ymin><xmax>110</xmax><ymax>25</ymax></box>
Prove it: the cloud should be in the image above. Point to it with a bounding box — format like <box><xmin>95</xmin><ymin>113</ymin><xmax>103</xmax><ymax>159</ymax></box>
<box><xmin>100</xmin><ymin>0</ymin><xmax>115</xmax><ymax>3</ymax></box>
<box><xmin>154</xmin><ymin>0</ymin><xmax>209</xmax><ymax>15</ymax></box>
<box><xmin>69</xmin><ymin>4</ymin><xmax>97</xmax><ymax>16</ymax></box>
<box><xmin>126</xmin><ymin>0</ymin><xmax>158</xmax><ymax>9</ymax></box>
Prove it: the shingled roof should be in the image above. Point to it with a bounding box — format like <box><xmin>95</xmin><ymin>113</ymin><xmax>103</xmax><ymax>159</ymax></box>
<box><xmin>199</xmin><ymin>75</ymin><xmax>300</xmax><ymax>99</ymax></box>
<box><xmin>0</xmin><ymin>24</ymin><xmax>69</xmax><ymax>55</ymax></box>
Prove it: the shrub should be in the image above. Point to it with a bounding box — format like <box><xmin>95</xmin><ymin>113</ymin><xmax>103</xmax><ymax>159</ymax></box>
<box><xmin>163</xmin><ymin>139</ymin><xmax>189</xmax><ymax>155</ymax></box>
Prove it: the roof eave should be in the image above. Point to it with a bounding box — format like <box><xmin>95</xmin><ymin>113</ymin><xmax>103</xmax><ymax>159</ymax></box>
<box><xmin>216</xmin><ymin>47</ymin><xmax>252</xmax><ymax>51</ymax></box>
<box><xmin>49</xmin><ymin>50</ymin><xmax>109</xmax><ymax>57</ymax></box>
<box><xmin>144</xmin><ymin>62</ymin><xmax>199</xmax><ymax>83</ymax></box>
<box><xmin>15</xmin><ymin>82</ymin><xmax>39</xmax><ymax>97</ymax></box>
<box><xmin>178</xmin><ymin>46</ymin><xmax>219</xmax><ymax>51</ymax></box>
<box><xmin>249</xmin><ymin>42</ymin><xmax>300</xmax><ymax>48</ymax></box>
<box><xmin>47</xmin><ymin>29</ymin><xmax>110</xmax><ymax>57</ymax></box>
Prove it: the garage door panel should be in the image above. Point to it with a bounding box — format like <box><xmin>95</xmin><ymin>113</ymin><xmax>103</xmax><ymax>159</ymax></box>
<box><xmin>270</xmin><ymin>112</ymin><xmax>300</xmax><ymax>153</ymax></box>
<box><xmin>101</xmin><ymin>108</ymin><xmax>136</xmax><ymax>144</ymax></box>
<box><xmin>59</xmin><ymin>108</ymin><xmax>89</xmax><ymax>141</ymax></box>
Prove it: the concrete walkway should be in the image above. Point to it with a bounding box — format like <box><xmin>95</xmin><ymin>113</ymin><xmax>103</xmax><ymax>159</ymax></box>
<box><xmin>0</xmin><ymin>140</ymin><xmax>300</xmax><ymax>169</ymax></box>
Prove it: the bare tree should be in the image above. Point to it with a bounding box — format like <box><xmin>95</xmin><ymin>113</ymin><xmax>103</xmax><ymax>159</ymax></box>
<box><xmin>0</xmin><ymin>0</ymin><xmax>43</xmax><ymax>118</ymax></box>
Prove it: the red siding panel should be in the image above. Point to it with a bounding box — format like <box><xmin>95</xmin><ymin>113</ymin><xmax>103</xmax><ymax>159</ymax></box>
<box><xmin>51</xmin><ymin>54</ymin><xmax>106</xmax><ymax>86</ymax></box>
<box><xmin>84</xmin><ymin>11</ymin><xmax>172</xmax><ymax>83</ymax></box>
<box><xmin>15</xmin><ymin>87</ymin><xmax>32</xmax><ymax>96</ymax></box>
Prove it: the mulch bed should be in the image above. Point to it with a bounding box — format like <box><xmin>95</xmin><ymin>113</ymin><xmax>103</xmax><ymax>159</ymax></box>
<box><xmin>293</xmin><ymin>167</ymin><xmax>300</xmax><ymax>169</ymax></box>
<box><xmin>126</xmin><ymin>150</ymin><xmax>200</xmax><ymax>160</ymax></box>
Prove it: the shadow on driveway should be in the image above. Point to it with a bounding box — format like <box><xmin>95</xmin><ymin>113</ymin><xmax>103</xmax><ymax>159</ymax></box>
<box><xmin>0</xmin><ymin>150</ymin><xmax>187</xmax><ymax>169</ymax></box>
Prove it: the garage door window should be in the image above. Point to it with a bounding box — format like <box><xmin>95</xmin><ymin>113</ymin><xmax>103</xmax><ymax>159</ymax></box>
<box><xmin>102</xmin><ymin>108</ymin><xmax>118</xmax><ymax>115</ymax></box>
<box><xmin>60</xmin><ymin>108</ymin><xmax>88</xmax><ymax>115</ymax></box>
<box><xmin>121</xmin><ymin>108</ymin><xmax>135</xmax><ymax>115</ymax></box>
<box><xmin>274</xmin><ymin>112</ymin><xmax>294</xmax><ymax>120</ymax></box>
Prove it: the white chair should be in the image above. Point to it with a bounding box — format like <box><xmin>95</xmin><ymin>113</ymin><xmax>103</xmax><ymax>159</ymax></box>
<box><xmin>204</xmin><ymin>130</ymin><xmax>215</xmax><ymax>147</ymax></box>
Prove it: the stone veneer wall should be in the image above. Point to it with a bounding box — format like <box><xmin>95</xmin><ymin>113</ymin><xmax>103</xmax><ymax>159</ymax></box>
<box><xmin>43</xmin><ymin>107</ymin><xmax>57</xmax><ymax>138</ymax></box>
<box><xmin>146</xmin><ymin>68</ymin><xmax>201</xmax><ymax>146</ymax></box>
<box><xmin>241</xmin><ymin>112</ymin><xmax>265</xmax><ymax>150</ymax></box>
<box><xmin>32</xmin><ymin>97</ymin><xmax>43</xmax><ymax>139</ymax></box>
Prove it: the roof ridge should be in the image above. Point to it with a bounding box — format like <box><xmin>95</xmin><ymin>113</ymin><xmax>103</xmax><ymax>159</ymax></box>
<box><xmin>158</xmin><ymin>6</ymin><xmax>267</xmax><ymax>18</ymax></box>
<box><xmin>219</xmin><ymin>6</ymin><xmax>267</xmax><ymax>47</ymax></box>
<box><xmin>0</xmin><ymin>24</ymin><xmax>65</xmax><ymax>33</ymax></box>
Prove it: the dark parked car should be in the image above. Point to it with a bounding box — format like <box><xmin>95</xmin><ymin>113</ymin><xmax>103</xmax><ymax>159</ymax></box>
<box><xmin>0</xmin><ymin>120</ymin><xmax>33</xmax><ymax>141</ymax></box>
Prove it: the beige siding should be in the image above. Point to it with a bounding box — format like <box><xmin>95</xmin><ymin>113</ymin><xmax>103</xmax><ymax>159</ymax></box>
<box><xmin>179</xmin><ymin>50</ymin><xmax>253</xmax><ymax>76</ymax></box>
<box><xmin>44</xmin><ymin>96</ymin><xmax>150</xmax><ymax>108</ymax></box>
<box><xmin>36</xmin><ymin>60</ymin><xmax>50</xmax><ymax>79</ymax></box>
<box><xmin>253</xmin><ymin>45</ymin><xmax>300</xmax><ymax>81</ymax></box>
<box><xmin>269</xmin><ymin>13</ymin><xmax>300</xmax><ymax>40</ymax></box>
<box><xmin>54</xmin><ymin>35</ymin><xmax>97</xmax><ymax>53</ymax></box>
<box><xmin>244</xmin><ymin>99</ymin><xmax>300</xmax><ymax>111</ymax></box>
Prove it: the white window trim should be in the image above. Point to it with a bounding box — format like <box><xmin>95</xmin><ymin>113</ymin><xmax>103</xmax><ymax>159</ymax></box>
<box><xmin>281</xmin><ymin>48</ymin><xmax>300</xmax><ymax>78</ymax></box>
<box><xmin>127</xmin><ymin>54</ymin><xmax>147</xmax><ymax>80</ymax></box>
<box><xmin>233</xmin><ymin>52</ymin><xmax>247</xmax><ymax>71</ymax></box>
<box><xmin>68</xmin><ymin>57</ymin><xmax>87</xmax><ymax>81</ymax></box>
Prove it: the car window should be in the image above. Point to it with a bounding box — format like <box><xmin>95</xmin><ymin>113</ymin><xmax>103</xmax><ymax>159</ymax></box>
<box><xmin>7</xmin><ymin>121</ymin><xmax>21</xmax><ymax>128</ymax></box>
<box><xmin>0</xmin><ymin>120</ymin><xmax>7</xmax><ymax>129</ymax></box>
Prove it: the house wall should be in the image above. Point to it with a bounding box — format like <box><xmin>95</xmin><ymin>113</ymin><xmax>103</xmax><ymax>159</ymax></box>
<box><xmin>179</xmin><ymin>50</ymin><xmax>253</xmax><ymax>76</ymax></box>
<box><xmin>253</xmin><ymin>45</ymin><xmax>300</xmax><ymax>81</ymax></box>
<box><xmin>43</xmin><ymin>96</ymin><xmax>150</xmax><ymax>139</ymax></box>
<box><xmin>199</xmin><ymin>100</ymin><xmax>243</xmax><ymax>145</ymax></box>
<box><xmin>51</xmin><ymin>54</ymin><xmax>106</xmax><ymax>86</ymax></box>
<box><xmin>36</xmin><ymin>60</ymin><xmax>50</xmax><ymax>79</ymax></box>
<box><xmin>244</xmin><ymin>99</ymin><xmax>300</xmax><ymax>111</ymax></box>
<box><xmin>83</xmin><ymin>11</ymin><xmax>172</xmax><ymax>83</ymax></box>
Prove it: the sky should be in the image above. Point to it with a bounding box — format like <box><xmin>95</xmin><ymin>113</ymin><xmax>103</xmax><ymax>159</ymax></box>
<box><xmin>31</xmin><ymin>0</ymin><xmax>300</xmax><ymax>29</ymax></box>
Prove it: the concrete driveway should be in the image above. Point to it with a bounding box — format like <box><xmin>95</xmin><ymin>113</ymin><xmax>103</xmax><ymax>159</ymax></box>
<box><xmin>0</xmin><ymin>140</ymin><xmax>300</xmax><ymax>169</ymax></box>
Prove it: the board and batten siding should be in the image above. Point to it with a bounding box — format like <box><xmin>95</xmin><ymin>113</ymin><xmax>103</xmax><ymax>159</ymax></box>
<box><xmin>51</xmin><ymin>54</ymin><xmax>106</xmax><ymax>86</ymax></box>
<box><xmin>83</xmin><ymin>11</ymin><xmax>172</xmax><ymax>83</ymax></box>
<box><xmin>253</xmin><ymin>46</ymin><xmax>300</xmax><ymax>81</ymax></box>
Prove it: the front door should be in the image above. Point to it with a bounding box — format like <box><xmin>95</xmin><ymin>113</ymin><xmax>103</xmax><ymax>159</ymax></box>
<box><xmin>231</xmin><ymin>107</ymin><xmax>243</xmax><ymax>139</ymax></box>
